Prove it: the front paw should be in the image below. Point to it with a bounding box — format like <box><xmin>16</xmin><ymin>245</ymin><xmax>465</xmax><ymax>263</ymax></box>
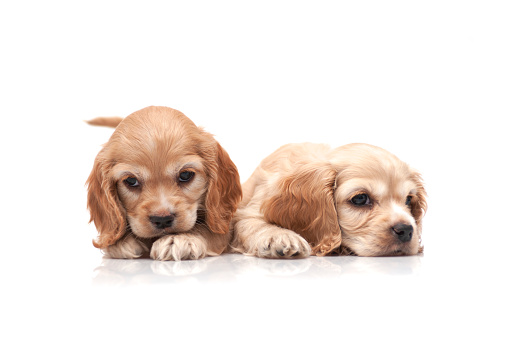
<box><xmin>104</xmin><ymin>236</ymin><xmax>149</xmax><ymax>259</ymax></box>
<box><xmin>255</xmin><ymin>229</ymin><xmax>311</xmax><ymax>259</ymax></box>
<box><xmin>150</xmin><ymin>234</ymin><xmax>207</xmax><ymax>261</ymax></box>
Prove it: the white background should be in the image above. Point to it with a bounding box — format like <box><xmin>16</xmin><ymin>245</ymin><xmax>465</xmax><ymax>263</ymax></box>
<box><xmin>1</xmin><ymin>1</ymin><xmax>508</xmax><ymax>338</ymax></box>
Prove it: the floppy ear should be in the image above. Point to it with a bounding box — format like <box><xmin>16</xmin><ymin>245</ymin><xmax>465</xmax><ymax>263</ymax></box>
<box><xmin>410</xmin><ymin>170</ymin><xmax>427</xmax><ymax>252</ymax></box>
<box><xmin>261</xmin><ymin>164</ymin><xmax>342</xmax><ymax>256</ymax></box>
<box><xmin>204</xmin><ymin>142</ymin><xmax>242</xmax><ymax>234</ymax></box>
<box><xmin>86</xmin><ymin>153</ymin><xmax>126</xmax><ymax>248</ymax></box>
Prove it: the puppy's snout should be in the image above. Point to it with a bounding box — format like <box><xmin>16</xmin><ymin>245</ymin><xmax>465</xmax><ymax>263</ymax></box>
<box><xmin>392</xmin><ymin>223</ymin><xmax>413</xmax><ymax>243</ymax></box>
<box><xmin>149</xmin><ymin>215</ymin><xmax>175</xmax><ymax>229</ymax></box>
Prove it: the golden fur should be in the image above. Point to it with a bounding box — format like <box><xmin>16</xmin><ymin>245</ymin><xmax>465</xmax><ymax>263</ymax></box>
<box><xmin>231</xmin><ymin>143</ymin><xmax>426</xmax><ymax>258</ymax></box>
<box><xmin>86</xmin><ymin>106</ymin><xmax>242</xmax><ymax>260</ymax></box>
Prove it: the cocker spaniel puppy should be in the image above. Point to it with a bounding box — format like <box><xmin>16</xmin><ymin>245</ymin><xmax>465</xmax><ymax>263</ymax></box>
<box><xmin>231</xmin><ymin>143</ymin><xmax>426</xmax><ymax>258</ymax></box>
<box><xmin>86</xmin><ymin>106</ymin><xmax>242</xmax><ymax>261</ymax></box>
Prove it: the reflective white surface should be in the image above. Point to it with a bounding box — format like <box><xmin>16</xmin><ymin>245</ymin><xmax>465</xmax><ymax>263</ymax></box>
<box><xmin>92</xmin><ymin>254</ymin><xmax>424</xmax><ymax>285</ymax></box>
<box><xmin>10</xmin><ymin>250</ymin><xmax>500</xmax><ymax>338</ymax></box>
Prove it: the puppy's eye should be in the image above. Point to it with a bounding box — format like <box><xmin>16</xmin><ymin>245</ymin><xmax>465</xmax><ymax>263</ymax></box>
<box><xmin>124</xmin><ymin>177</ymin><xmax>140</xmax><ymax>188</ymax></box>
<box><xmin>351</xmin><ymin>194</ymin><xmax>370</xmax><ymax>206</ymax></box>
<box><xmin>406</xmin><ymin>195</ymin><xmax>412</xmax><ymax>206</ymax></box>
<box><xmin>178</xmin><ymin>171</ymin><xmax>195</xmax><ymax>182</ymax></box>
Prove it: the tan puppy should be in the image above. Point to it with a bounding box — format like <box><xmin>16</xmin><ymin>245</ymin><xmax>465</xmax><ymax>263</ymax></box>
<box><xmin>231</xmin><ymin>143</ymin><xmax>426</xmax><ymax>258</ymax></box>
<box><xmin>86</xmin><ymin>106</ymin><xmax>242</xmax><ymax>261</ymax></box>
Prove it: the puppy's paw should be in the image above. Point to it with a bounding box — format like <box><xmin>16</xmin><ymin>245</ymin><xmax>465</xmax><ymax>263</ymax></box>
<box><xmin>104</xmin><ymin>236</ymin><xmax>149</xmax><ymax>259</ymax></box>
<box><xmin>255</xmin><ymin>229</ymin><xmax>311</xmax><ymax>259</ymax></box>
<box><xmin>150</xmin><ymin>234</ymin><xmax>208</xmax><ymax>261</ymax></box>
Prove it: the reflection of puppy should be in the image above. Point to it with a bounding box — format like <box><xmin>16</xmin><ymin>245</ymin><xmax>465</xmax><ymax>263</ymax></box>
<box><xmin>232</xmin><ymin>143</ymin><xmax>427</xmax><ymax>258</ymax></box>
<box><xmin>231</xmin><ymin>255</ymin><xmax>314</xmax><ymax>277</ymax></box>
<box><xmin>86</xmin><ymin>106</ymin><xmax>242</xmax><ymax>261</ymax></box>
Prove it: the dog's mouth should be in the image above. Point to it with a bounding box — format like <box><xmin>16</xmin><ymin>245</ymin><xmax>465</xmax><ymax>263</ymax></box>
<box><xmin>384</xmin><ymin>246</ymin><xmax>414</xmax><ymax>256</ymax></box>
<box><xmin>346</xmin><ymin>244</ymin><xmax>413</xmax><ymax>257</ymax></box>
<box><xmin>347</xmin><ymin>248</ymin><xmax>406</xmax><ymax>257</ymax></box>
<box><xmin>126</xmin><ymin>220</ymin><xmax>179</xmax><ymax>238</ymax></box>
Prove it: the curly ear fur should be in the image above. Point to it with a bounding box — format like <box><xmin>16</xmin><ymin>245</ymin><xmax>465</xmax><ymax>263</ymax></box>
<box><xmin>261</xmin><ymin>164</ymin><xmax>342</xmax><ymax>256</ymax></box>
<box><xmin>410</xmin><ymin>170</ymin><xmax>427</xmax><ymax>253</ymax></box>
<box><xmin>86</xmin><ymin>152</ymin><xmax>126</xmax><ymax>249</ymax></box>
<box><xmin>204</xmin><ymin>142</ymin><xmax>242</xmax><ymax>234</ymax></box>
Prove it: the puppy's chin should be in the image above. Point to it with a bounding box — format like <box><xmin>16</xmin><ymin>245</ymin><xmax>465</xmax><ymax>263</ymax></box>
<box><xmin>127</xmin><ymin>213</ymin><xmax>198</xmax><ymax>239</ymax></box>
<box><xmin>378</xmin><ymin>244</ymin><xmax>420</xmax><ymax>257</ymax></box>
<box><xmin>342</xmin><ymin>238</ymin><xmax>420</xmax><ymax>257</ymax></box>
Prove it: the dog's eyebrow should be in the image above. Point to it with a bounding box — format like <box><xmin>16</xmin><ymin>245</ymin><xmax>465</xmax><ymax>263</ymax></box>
<box><xmin>111</xmin><ymin>163</ymin><xmax>150</xmax><ymax>180</ymax></box>
<box><xmin>339</xmin><ymin>180</ymin><xmax>388</xmax><ymax>199</ymax></box>
<box><xmin>345</xmin><ymin>187</ymin><xmax>370</xmax><ymax>197</ymax></box>
<box><xmin>337</xmin><ymin>180</ymin><xmax>372</xmax><ymax>196</ymax></box>
<box><xmin>180</xmin><ymin>162</ymin><xmax>201</xmax><ymax>170</ymax></box>
<box><xmin>408</xmin><ymin>188</ymin><xmax>418</xmax><ymax>195</ymax></box>
<box><xmin>165</xmin><ymin>157</ymin><xmax>204</xmax><ymax>175</ymax></box>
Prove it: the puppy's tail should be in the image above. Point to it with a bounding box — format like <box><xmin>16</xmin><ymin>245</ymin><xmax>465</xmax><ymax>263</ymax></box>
<box><xmin>85</xmin><ymin>117</ymin><xmax>123</xmax><ymax>128</ymax></box>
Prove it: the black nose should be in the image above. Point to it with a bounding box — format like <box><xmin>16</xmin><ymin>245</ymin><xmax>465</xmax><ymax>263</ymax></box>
<box><xmin>392</xmin><ymin>223</ymin><xmax>413</xmax><ymax>243</ymax></box>
<box><xmin>149</xmin><ymin>215</ymin><xmax>175</xmax><ymax>229</ymax></box>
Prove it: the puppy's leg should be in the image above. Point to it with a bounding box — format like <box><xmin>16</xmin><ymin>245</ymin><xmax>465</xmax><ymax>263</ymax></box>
<box><xmin>103</xmin><ymin>234</ymin><xmax>149</xmax><ymax>259</ymax></box>
<box><xmin>150</xmin><ymin>228</ymin><xmax>229</xmax><ymax>261</ymax></box>
<box><xmin>232</xmin><ymin>217</ymin><xmax>311</xmax><ymax>259</ymax></box>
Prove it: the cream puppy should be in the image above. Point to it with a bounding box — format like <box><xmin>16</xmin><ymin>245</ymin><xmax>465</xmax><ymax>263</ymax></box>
<box><xmin>232</xmin><ymin>143</ymin><xmax>426</xmax><ymax>258</ymax></box>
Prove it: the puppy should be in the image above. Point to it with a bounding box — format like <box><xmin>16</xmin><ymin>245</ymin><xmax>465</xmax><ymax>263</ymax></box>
<box><xmin>86</xmin><ymin>106</ymin><xmax>242</xmax><ymax>261</ymax></box>
<box><xmin>231</xmin><ymin>143</ymin><xmax>426</xmax><ymax>258</ymax></box>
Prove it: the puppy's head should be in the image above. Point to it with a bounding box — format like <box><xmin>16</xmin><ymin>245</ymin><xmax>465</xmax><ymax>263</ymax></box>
<box><xmin>87</xmin><ymin>106</ymin><xmax>241</xmax><ymax>249</ymax></box>
<box><xmin>333</xmin><ymin>144</ymin><xmax>427</xmax><ymax>256</ymax></box>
